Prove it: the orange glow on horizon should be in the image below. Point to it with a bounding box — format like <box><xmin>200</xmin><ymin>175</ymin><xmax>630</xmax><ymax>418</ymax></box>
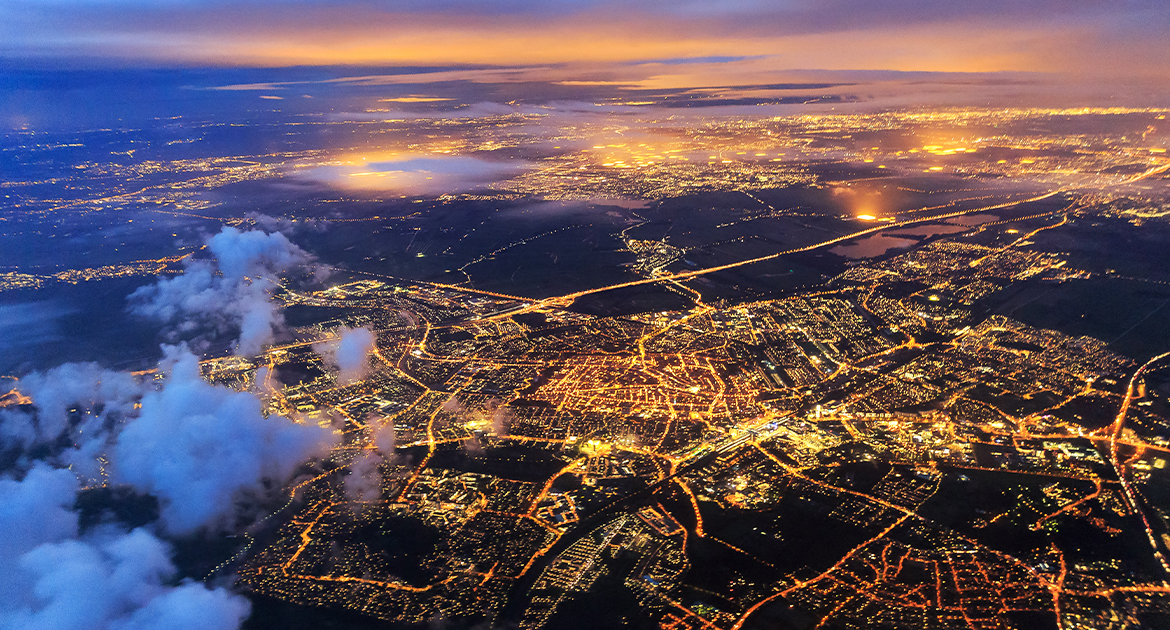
<box><xmin>17</xmin><ymin>12</ymin><xmax>1162</xmax><ymax>88</ymax></box>
<box><xmin>163</xmin><ymin>26</ymin><xmax>1042</xmax><ymax>74</ymax></box>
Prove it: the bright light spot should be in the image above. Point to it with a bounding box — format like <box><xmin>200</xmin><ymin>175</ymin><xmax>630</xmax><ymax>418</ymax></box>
<box><xmin>857</xmin><ymin>214</ymin><xmax>877</xmax><ymax>221</ymax></box>
<box><xmin>928</xmin><ymin>295</ymin><xmax>940</xmax><ymax>302</ymax></box>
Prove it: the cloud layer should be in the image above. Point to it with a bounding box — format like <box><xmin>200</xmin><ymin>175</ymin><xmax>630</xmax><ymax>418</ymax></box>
<box><xmin>129</xmin><ymin>227</ymin><xmax>311</xmax><ymax>357</ymax></box>
<box><xmin>5</xmin><ymin>528</ymin><xmax>250</xmax><ymax>630</ymax></box>
<box><xmin>0</xmin><ymin>465</ymin><xmax>251</xmax><ymax>630</ymax></box>
<box><xmin>0</xmin><ymin>362</ymin><xmax>140</xmax><ymax>478</ymax></box>
<box><xmin>0</xmin><ymin>344</ymin><xmax>340</xmax><ymax>629</ymax></box>
<box><xmin>0</xmin><ymin>464</ymin><xmax>80</xmax><ymax>606</ymax></box>
<box><xmin>0</xmin><ymin>215</ymin><xmax>336</xmax><ymax>630</ymax></box>
<box><xmin>114</xmin><ymin>348</ymin><xmax>338</xmax><ymax>533</ymax></box>
<box><xmin>2</xmin><ymin>344</ymin><xmax>340</xmax><ymax>535</ymax></box>
<box><xmin>301</xmin><ymin>155</ymin><xmax>529</xmax><ymax>196</ymax></box>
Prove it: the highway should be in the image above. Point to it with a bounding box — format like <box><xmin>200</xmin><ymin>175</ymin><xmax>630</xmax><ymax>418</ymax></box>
<box><xmin>473</xmin><ymin>189</ymin><xmax>1067</xmax><ymax>321</ymax></box>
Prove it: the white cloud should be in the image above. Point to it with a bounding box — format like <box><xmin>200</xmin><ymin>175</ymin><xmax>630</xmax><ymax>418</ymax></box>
<box><xmin>1</xmin><ymin>527</ymin><xmax>249</xmax><ymax>630</ymax></box>
<box><xmin>312</xmin><ymin>326</ymin><xmax>376</xmax><ymax>384</ymax></box>
<box><xmin>0</xmin><ymin>464</ymin><xmax>79</xmax><ymax>606</ymax></box>
<box><xmin>129</xmin><ymin>227</ymin><xmax>311</xmax><ymax>357</ymax></box>
<box><xmin>113</xmin><ymin>348</ymin><xmax>338</xmax><ymax>534</ymax></box>
<box><xmin>0</xmin><ymin>364</ymin><xmax>141</xmax><ymax>478</ymax></box>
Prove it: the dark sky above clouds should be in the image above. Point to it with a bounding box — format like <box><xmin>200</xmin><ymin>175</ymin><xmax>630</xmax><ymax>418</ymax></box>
<box><xmin>1</xmin><ymin>0</ymin><xmax>1167</xmax><ymax>88</ymax></box>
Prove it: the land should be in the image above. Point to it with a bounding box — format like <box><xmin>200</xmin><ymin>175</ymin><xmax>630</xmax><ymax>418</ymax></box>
<box><xmin>4</xmin><ymin>102</ymin><xmax>1170</xmax><ymax>629</ymax></box>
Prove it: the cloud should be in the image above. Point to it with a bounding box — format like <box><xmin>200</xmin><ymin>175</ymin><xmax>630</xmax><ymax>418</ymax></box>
<box><xmin>372</xmin><ymin>419</ymin><xmax>397</xmax><ymax>459</ymax></box>
<box><xmin>113</xmin><ymin>348</ymin><xmax>338</xmax><ymax>534</ymax></box>
<box><xmin>298</xmin><ymin>154</ymin><xmax>529</xmax><ymax>196</ymax></box>
<box><xmin>0</xmin><ymin>465</ymin><xmax>249</xmax><ymax>630</ymax></box>
<box><xmin>129</xmin><ymin>226</ymin><xmax>311</xmax><ymax>357</ymax></box>
<box><xmin>0</xmin><ymin>302</ymin><xmax>75</xmax><ymax>373</ymax></box>
<box><xmin>0</xmin><ymin>302</ymin><xmax>70</xmax><ymax>350</ymax></box>
<box><xmin>244</xmin><ymin>212</ymin><xmax>330</xmax><ymax>237</ymax></box>
<box><xmin>2</xmin><ymin>349</ymin><xmax>339</xmax><ymax>534</ymax></box>
<box><xmin>205</xmin><ymin>226</ymin><xmax>308</xmax><ymax>280</ymax></box>
<box><xmin>490</xmin><ymin>406</ymin><xmax>511</xmax><ymax>437</ymax></box>
<box><xmin>344</xmin><ymin>451</ymin><xmax>383</xmax><ymax>504</ymax></box>
<box><xmin>0</xmin><ymin>343</ymin><xmax>346</xmax><ymax>629</ymax></box>
<box><xmin>0</xmin><ymin>222</ymin><xmax>338</xmax><ymax>630</ymax></box>
<box><xmin>312</xmin><ymin>326</ymin><xmax>376</xmax><ymax>384</ymax></box>
<box><xmin>0</xmin><ymin>363</ymin><xmax>141</xmax><ymax>477</ymax></box>
<box><xmin>252</xmin><ymin>365</ymin><xmax>277</xmax><ymax>396</ymax></box>
<box><xmin>107</xmin><ymin>578</ymin><xmax>250</xmax><ymax>630</ymax></box>
<box><xmin>440</xmin><ymin>396</ymin><xmax>465</xmax><ymax>414</ymax></box>
<box><xmin>0</xmin><ymin>464</ymin><xmax>79</xmax><ymax>606</ymax></box>
<box><xmin>1</xmin><ymin>527</ymin><xmax>250</xmax><ymax>630</ymax></box>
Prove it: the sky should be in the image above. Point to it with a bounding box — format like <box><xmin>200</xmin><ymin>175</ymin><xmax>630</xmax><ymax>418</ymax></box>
<box><xmin>2</xmin><ymin>0</ymin><xmax>1168</xmax><ymax>91</ymax></box>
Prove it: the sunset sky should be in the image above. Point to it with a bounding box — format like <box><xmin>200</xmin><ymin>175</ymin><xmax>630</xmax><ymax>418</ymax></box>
<box><xmin>2</xmin><ymin>0</ymin><xmax>1167</xmax><ymax>85</ymax></box>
